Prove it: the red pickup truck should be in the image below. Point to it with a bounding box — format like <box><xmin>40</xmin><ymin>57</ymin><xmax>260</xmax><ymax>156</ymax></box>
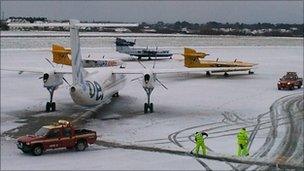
<box><xmin>17</xmin><ymin>120</ymin><xmax>97</xmax><ymax>156</ymax></box>
<box><xmin>277</xmin><ymin>72</ymin><xmax>303</xmax><ymax>90</ymax></box>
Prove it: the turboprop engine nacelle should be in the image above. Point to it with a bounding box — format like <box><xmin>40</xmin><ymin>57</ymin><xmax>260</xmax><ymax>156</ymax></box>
<box><xmin>42</xmin><ymin>72</ymin><xmax>63</xmax><ymax>88</ymax></box>
<box><xmin>142</xmin><ymin>72</ymin><xmax>155</xmax><ymax>89</ymax></box>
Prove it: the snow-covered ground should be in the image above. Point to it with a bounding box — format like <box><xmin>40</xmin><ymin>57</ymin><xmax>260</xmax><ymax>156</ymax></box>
<box><xmin>1</xmin><ymin>35</ymin><xmax>303</xmax><ymax>170</ymax></box>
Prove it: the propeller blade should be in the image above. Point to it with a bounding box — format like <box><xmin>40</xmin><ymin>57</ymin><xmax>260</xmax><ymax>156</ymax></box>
<box><xmin>45</xmin><ymin>58</ymin><xmax>55</xmax><ymax>68</ymax></box>
<box><xmin>62</xmin><ymin>77</ymin><xmax>71</xmax><ymax>86</ymax></box>
<box><xmin>153</xmin><ymin>47</ymin><xmax>158</xmax><ymax>69</ymax></box>
<box><xmin>156</xmin><ymin>78</ymin><xmax>168</xmax><ymax>90</ymax></box>
<box><xmin>138</xmin><ymin>60</ymin><xmax>146</xmax><ymax>69</ymax></box>
<box><xmin>131</xmin><ymin>76</ymin><xmax>143</xmax><ymax>82</ymax></box>
<box><xmin>153</xmin><ymin>56</ymin><xmax>157</xmax><ymax>69</ymax></box>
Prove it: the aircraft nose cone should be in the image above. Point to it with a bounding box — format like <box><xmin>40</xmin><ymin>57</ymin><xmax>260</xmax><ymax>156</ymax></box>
<box><xmin>43</xmin><ymin>73</ymin><xmax>49</xmax><ymax>83</ymax></box>
<box><xmin>144</xmin><ymin>74</ymin><xmax>150</xmax><ymax>83</ymax></box>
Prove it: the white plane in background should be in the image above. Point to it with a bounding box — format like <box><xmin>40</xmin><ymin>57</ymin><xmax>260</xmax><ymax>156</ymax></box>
<box><xmin>3</xmin><ymin>20</ymin><xmax>254</xmax><ymax>113</ymax></box>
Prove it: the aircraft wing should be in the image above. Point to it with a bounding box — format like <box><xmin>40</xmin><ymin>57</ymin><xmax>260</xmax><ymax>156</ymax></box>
<box><xmin>111</xmin><ymin>67</ymin><xmax>253</xmax><ymax>75</ymax></box>
<box><xmin>1</xmin><ymin>66</ymin><xmax>72</xmax><ymax>74</ymax></box>
<box><xmin>151</xmin><ymin>67</ymin><xmax>253</xmax><ymax>74</ymax></box>
<box><xmin>111</xmin><ymin>68</ymin><xmax>145</xmax><ymax>74</ymax></box>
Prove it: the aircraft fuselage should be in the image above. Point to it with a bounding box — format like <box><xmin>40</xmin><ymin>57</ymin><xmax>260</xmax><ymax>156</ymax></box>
<box><xmin>70</xmin><ymin>68</ymin><xmax>126</xmax><ymax>107</ymax></box>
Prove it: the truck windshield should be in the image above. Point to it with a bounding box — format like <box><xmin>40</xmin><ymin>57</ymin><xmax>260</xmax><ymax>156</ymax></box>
<box><xmin>282</xmin><ymin>76</ymin><xmax>296</xmax><ymax>80</ymax></box>
<box><xmin>35</xmin><ymin>127</ymin><xmax>49</xmax><ymax>136</ymax></box>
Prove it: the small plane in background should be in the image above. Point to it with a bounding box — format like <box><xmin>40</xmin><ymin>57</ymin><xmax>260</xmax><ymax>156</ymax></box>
<box><xmin>115</xmin><ymin>38</ymin><xmax>173</xmax><ymax>60</ymax></box>
<box><xmin>182</xmin><ymin>48</ymin><xmax>257</xmax><ymax>76</ymax></box>
<box><xmin>3</xmin><ymin>20</ymin><xmax>255</xmax><ymax>113</ymax></box>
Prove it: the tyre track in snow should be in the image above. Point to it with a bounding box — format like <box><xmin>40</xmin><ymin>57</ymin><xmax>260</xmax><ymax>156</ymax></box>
<box><xmin>150</xmin><ymin>113</ymin><xmax>302</xmax><ymax>145</ymax></box>
<box><xmin>141</xmin><ymin>112</ymin><xmax>297</xmax><ymax>145</ymax></box>
<box><xmin>237</xmin><ymin>93</ymin><xmax>304</xmax><ymax>170</ymax></box>
<box><xmin>167</xmin><ymin>124</ymin><xmax>217</xmax><ymax>170</ymax></box>
<box><xmin>137</xmin><ymin>112</ymin><xmax>272</xmax><ymax>144</ymax></box>
<box><xmin>94</xmin><ymin>138</ymin><xmax>303</xmax><ymax>170</ymax></box>
<box><xmin>167</xmin><ymin>121</ymin><xmax>224</xmax><ymax>148</ymax></box>
<box><xmin>92</xmin><ymin>94</ymin><xmax>303</xmax><ymax>170</ymax></box>
<box><xmin>261</xmin><ymin>94</ymin><xmax>303</xmax><ymax>170</ymax></box>
<box><xmin>137</xmin><ymin>96</ymin><xmax>302</xmax><ymax>170</ymax></box>
<box><xmin>166</xmin><ymin>113</ymin><xmax>254</xmax><ymax>170</ymax></box>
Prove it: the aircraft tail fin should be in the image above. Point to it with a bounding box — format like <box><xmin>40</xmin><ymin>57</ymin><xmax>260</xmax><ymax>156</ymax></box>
<box><xmin>183</xmin><ymin>48</ymin><xmax>208</xmax><ymax>67</ymax></box>
<box><xmin>51</xmin><ymin>44</ymin><xmax>72</xmax><ymax>66</ymax></box>
<box><xmin>70</xmin><ymin>20</ymin><xmax>85</xmax><ymax>85</ymax></box>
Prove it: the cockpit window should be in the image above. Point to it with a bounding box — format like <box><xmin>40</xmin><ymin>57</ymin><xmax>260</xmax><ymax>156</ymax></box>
<box><xmin>35</xmin><ymin>127</ymin><xmax>49</xmax><ymax>136</ymax></box>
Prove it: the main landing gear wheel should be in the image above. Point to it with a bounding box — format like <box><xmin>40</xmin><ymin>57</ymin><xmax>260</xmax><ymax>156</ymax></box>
<box><xmin>46</xmin><ymin>102</ymin><xmax>56</xmax><ymax>112</ymax></box>
<box><xmin>206</xmin><ymin>71</ymin><xmax>211</xmax><ymax>77</ymax></box>
<box><xmin>224</xmin><ymin>72</ymin><xmax>229</xmax><ymax>77</ymax></box>
<box><xmin>144</xmin><ymin>103</ymin><xmax>154</xmax><ymax>113</ymax></box>
<box><xmin>248</xmin><ymin>70</ymin><xmax>254</xmax><ymax>75</ymax></box>
<box><xmin>45</xmin><ymin>87</ymin><xmax>56</xmax><ymax>112</ymax></box>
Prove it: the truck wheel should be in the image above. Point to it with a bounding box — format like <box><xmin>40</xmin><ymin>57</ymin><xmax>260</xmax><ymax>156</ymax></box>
<box><xmin>278</xmin><ymin>87</ymin><xmax>281</xmax><ymax>90</ymax></box>
<box><xmin>32</xmin><ymin>145</ymin><xmax>43</xmax><ymax>156</ymax></box>
<box><xmin>289</xmin><ymin>86</ymin><xmax>294</xmax><ymax>90</ymax></box>
<box><xmin>75</xmin><ymin>140</ymin><xmax>87</xmax><ymax>151</ymax></box>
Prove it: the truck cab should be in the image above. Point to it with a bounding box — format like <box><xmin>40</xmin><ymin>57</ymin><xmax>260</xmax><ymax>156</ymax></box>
<box><xmin>17</xmin><ymin>120</ymin><xmax>97</xmax><ymax>156</ymax></box>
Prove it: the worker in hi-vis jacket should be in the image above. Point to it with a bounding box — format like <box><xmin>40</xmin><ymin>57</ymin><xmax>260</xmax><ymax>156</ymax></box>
<box><xmin>192</xmin><ymin>131</ymin><xmax>208</xmax><ymax>156</ymax></box>
<box><xmin>237</xmin><ymin>128</ymin><xmax>249</xmax><ymax>157</ymax></box>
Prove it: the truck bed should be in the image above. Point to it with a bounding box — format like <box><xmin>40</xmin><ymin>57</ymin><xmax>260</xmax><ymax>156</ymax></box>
<box><xmin>75</xmin><ymin>129</ymin><xmax>95</xmax><ymax>135</ymax></box>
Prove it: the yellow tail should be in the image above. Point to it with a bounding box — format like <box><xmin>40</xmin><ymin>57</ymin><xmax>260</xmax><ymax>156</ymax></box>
<box><xmin>183</xmin><ymin>48</ymin><xmax>208</xmax><ymax>67</ymax></box>
<box><xmin>51</xmin><ymin>44</ymin><xmax>72</xmax><ymax>66</ymax></box>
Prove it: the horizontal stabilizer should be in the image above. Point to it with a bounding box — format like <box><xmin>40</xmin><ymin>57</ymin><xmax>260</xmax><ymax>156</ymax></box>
<box><xmin>52</xmin><ymin>44</ymin><xmax>72</xmax><ymax>65</ymax></box>
<box><xmin>183</xmin><ymin>48</ymin><xmax>208</xmax><ymax>58</ymax></box>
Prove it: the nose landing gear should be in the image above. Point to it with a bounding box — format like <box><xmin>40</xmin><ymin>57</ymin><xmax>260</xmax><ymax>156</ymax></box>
<box><xmin>144</xmin><ymin>87</ymin><xmax>154</xmax><ymax>113</ymax></box>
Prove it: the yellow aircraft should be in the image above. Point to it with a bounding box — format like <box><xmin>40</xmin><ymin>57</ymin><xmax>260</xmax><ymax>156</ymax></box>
<box><xmin>51</xmin><ymin>44</ymin><xmax>122</xmax><ymax>67</ymax></box>
<box><xmin>183</xmin><ymin>48</ymin><xmax>257</xmax><ymax>70</ymax></box>
<box><xmin>52</xmin><ymin>44</ymin><xmax>72</xmax><ymax>65</ymax></box>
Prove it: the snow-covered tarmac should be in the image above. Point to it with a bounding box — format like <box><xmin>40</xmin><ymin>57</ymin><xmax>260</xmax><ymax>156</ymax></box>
<box><xmin>1</xmin><ymin>35</ymin><xmax>303</xmax><ymax>170</ymax></box>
